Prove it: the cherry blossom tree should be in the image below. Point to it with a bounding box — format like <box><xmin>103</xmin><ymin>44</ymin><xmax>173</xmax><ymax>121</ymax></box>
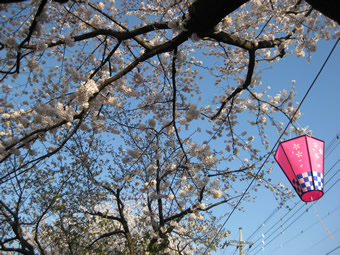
<box><xmin>0</xmin><ymin>0</ymin><xmax>338</xmax><ymax>254</ymax></box>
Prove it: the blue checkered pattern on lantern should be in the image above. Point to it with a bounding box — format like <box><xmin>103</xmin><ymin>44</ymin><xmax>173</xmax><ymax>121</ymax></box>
<box><xmin>292</xmin><ymin>178</ymin><xmax>303</xmax><ymax>195</ymax></box>
<box><xmin>292</xmin><ymin>172</ymin><xmax>324</xmax><ymax>194</ymax></box>
<box><xmin>312</xmin><ymin>172</ymin><xmax>324</xmax><ymax>191</ymax></box>
<box><xmin>298</xmin><ymin>172</ymin><xmax>314</xmax><ymax>192</ymax></box>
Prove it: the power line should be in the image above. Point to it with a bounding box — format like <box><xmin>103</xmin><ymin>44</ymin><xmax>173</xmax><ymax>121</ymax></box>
<box><xmin>301</xmin><ymin>227</ymin><xmax>340</xmax><ymax>254</ymax></box>
<box><xmin>245</xmin><ymin>141</ymin><xmax>340</xmax><ymax>254</ymax></box>
<box><xmin>245</xmin><ymin>207</ymin><xmax>280</xmax><ymax>242</ymax></box>
<box><xmin>247</xmin><ymin>171</ymin><xmax>340</xmax><ymax>255</ymax></box>
<box><xmin>247</xmin><ymin>203</ymin><xmax>306</xmax><ymax>254</ymax></box>
<box><xmin>267</xmin><ymin>206</ymin><xmax>340</xmax><ymax>254</ymax></box>
<box><xmin>248</xmin><ymin>173</ymin><xmax>340</xmax><ymax>254</ymax></box>
<box><xmin>244</xmin><ymin>131</ymin><xmax>340</xmax><ymax>250</ymax></box>
<box><xmin>247</xmin><ymin>158</ymin><xmax>340</xmax><ymax>251</ymax></box>
<box><xmin>326</xmin><ymin>143</ymin><xmax>340</xmax><ymax>159</ymax></box>
<box><xmin>250</xmin><ymin>160</ymin><xmax>340</xmax><ymax>246</ymax></box>
<box><xmin>325</xmin><ymin>245</ymin><xmax>340</xmax><ymax>254</ymax></box>
<box><xmin>325</xmin><ymin>132</ymin><xmax>340</xmax><ymax>159</ymax></box>
<box><xmin>245</xmin><ymin>149</ymin><xmax>340</xmax><ymax>255</ymax></box>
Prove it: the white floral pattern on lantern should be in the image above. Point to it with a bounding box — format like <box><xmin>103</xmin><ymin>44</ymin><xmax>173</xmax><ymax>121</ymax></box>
<box><xmin>296</xmin><ymin>151</ymin><xmax>303</xmax><ymax>158</ymax></box>
<box><xmin>293</xmin><ymin>144</ymin><xmax>300</xmax><ymax>150</ymax></box>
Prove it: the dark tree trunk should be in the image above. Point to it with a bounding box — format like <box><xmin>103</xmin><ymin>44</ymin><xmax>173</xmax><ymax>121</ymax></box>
<box><xmin>185</xmin><ymin>0</ymin><xmax>248</xmax><ymax>35</ymax></box>
<box><xmin>306</xmin><ymin>0</ymin><xmax>340</xmax><ymax>24</ymax></box>
<box><xmin>185</xmin><ymin>0</ymin><xmax>339</xmax><ymax>36</ymax></box>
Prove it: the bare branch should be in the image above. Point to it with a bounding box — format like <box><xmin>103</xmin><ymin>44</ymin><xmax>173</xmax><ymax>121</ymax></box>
<box><xmin>211</xmin><ymin>50</ymin><xmax>255</xmax><ymax>120</ymax></box>
<box><xmin>85</xmin><ymin>211</ymin><xmax>123</xmax><ymax>223</ymax></box>
<box><xmin>171</xmin><ymin>47</ymin><xmax>188</xmax><ymax>162</ymax></box>
<box><xmin>87</xmin><ymin>230</ymin><xmax>125</xmax><ymax>249</ymax></box>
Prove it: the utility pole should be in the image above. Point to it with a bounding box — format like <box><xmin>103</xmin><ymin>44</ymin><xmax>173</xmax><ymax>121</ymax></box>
<box><xmin>223</xmin><ymin>228</ymin><xmax>253</xmax><ymax>255</ymax></box>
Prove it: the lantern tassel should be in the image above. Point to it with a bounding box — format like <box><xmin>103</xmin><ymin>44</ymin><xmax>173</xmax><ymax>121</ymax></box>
<box><xmin>314</xmin><ymin>206</ymin><xmax>334</xmax><ymax>239</ymax></box>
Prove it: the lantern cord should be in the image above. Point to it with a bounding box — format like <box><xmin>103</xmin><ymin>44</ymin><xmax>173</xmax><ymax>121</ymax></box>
<box><xmin>205</xmin><ymin>37</ymin><xmax>339</xmax><ymax>255</ymax></box>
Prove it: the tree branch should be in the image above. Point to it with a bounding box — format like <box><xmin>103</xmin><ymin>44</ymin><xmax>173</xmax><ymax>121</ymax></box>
<box><xmin>208</xmin><ymin>31</ymin><xmax>290</xmax><ymax>51</ymax></box>
<box><xmin>88</xmin><ymin>2</ymin><xmax>152</xmax><ymax>50</ymax></box>
<box><xmin>185</xmin><ymin>0</ymin><xmax>248</xmax><ymax>35</ymax></box>
<box><xmin>0</xmin><ymin>201</ymin><xmax>35</xmax><ymax>255</ymax></box>
<box><xmin>87</xmin><ymin>230</ymin><xmax>125</xmax><ymax>249</ymax></box>
<box><xmin>23</xmin><ymin>23</ymin><xmax>169</xmax><ymax>50</ymax></box>
<box><xmin>207</xmin><ymin>166</ymin><xmax>254</xmax><ymax>177</ymax></box>
<box><xmin>20</xmin><ymin>0</ymin><xmax>48</xmax><ymax>47</ymax></box>
<box><xmin>171</xmin><ymin>47</ymin><xmax>188</xmax><ymax>163</ymax></box>
<box><xmin>211</xmin><ymin>50</ymin><xmax>255</xmax><ymax>120</ymax></box>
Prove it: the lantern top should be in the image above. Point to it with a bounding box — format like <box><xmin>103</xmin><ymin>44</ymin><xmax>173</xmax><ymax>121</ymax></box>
<box><xmin>277</xmin><ymin>134</ymin><xmax>324</xmax><ymax>146</ymax></box>
<box><xmin>275</xmin><ymin>135</ymin><xmax>325</xmax><ymax>202</ymax></box>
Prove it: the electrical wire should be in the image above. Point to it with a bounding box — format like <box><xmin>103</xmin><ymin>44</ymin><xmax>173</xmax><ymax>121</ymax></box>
<box><xmin>267</xmin><ymin>206</ymin><xmax>340</xmax><ymax>254</ymax></box>
<box><xmin>246</xmin><ymin>158</ymin><xmax>340</xmax><ymax>253</ymax></box>
<box><xmin>248</xmin><ymin>172</ymin><xmax>340</xmax><ymax>255</ymax></box>
<box><xmin>325</xmin><ymin>132</ymin><xmax>340</xmax><ymax>159</ymax></box>
<box><xmin>212</xmin><ymin>38</ymin><xmax>340</xmax><ymax>255</ymax></box>
<box><xmin>326</xmin><ymin>143</ymin><xmax>340</xmax><ymax>159</ymax></box>
<box><xmin>246</xmin><ymin>203</ymin><xmax>306</xmax><ymax>254</ymax></box>
<box><xmin>245</xmin><ymin>207</ymin><xmax>280</xmax><ymax>242</ymax></box>
<box><xmin>249</xmin><ymin>159</ymin><xmax>340</xmax><ymax>247</ymax></box>
<box><xmin>325</xmin><ymin>244</ymin><xmax>340</xmax><ymax>255</ymax></box>
<box><xmin>247</xmin><ymin>169</ymin><xmax>340</xmax><ymax>254</ymax></box>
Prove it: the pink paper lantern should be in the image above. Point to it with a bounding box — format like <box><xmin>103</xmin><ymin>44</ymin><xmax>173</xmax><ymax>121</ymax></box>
<box><xmin>274</xmin><ymin>135</ymin><xmax>325</xmax><ymax>202</ymax></box>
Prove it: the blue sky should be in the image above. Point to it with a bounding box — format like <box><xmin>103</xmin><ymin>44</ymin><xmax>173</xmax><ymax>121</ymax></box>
<box><xmin>1</xmin><ymin>4</ymin><xmax>338</xmax><ymax>253</ymax></box>
<box><xmin>215</xmin><ymin>39</ymin><xmax>340</xmax><ymax>255</ymax></box>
